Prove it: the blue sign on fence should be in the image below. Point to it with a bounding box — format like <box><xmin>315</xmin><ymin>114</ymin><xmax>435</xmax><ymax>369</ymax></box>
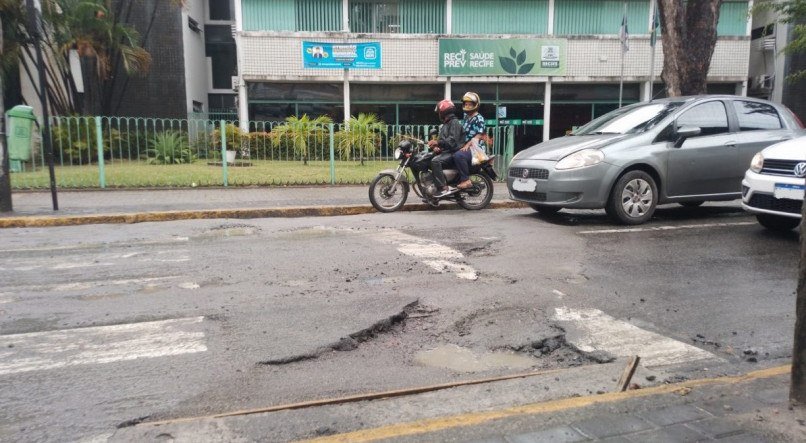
<box><xmin>302</xmin><ymin>41</ymin><xmax>382</xmax><ymax>69</ymax></box>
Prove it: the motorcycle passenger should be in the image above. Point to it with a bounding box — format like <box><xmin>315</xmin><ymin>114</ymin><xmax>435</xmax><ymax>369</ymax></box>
<box><xmin>427</xmin><ymin>99</ymin><xmax>465</xmax><ymax>198</ymax></box>
<box><xmin>455</xmin><ymin>92</ymin><xmax>486</xmax><ymax>190</ymax></box>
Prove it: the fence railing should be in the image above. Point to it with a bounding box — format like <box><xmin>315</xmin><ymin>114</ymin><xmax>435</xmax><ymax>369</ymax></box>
<box><xmin>10</xmin><ymin>117</ymin><xmax>515</xmax><ymax>189</ymax></box>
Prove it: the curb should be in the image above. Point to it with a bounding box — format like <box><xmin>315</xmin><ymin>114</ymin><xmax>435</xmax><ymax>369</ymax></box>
<box><xmin>0</xmin><ymin>201</ymin><xmax>527</xmax><ymax>228</ymax></box>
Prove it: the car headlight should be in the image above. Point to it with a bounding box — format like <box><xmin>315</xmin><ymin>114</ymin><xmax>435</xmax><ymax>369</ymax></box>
<box><xmin>750</xmin><ymin>153</ymin><xmax>764</xmax><ymax>173</ymax></box>
<box><xmin>555</xmin><ymin>149</ymin><xmax>605</xmax><ymax>170</ymax></box>
<box><xmin>394</xmin><ymin>148</ymin><xmax>403</xmax><ymax>160</ymax></box>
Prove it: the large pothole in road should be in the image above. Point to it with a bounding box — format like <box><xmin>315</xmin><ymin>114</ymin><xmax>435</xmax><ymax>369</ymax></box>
<box><xmin>416</xmin><ymin>306</ymin><xmax>615</xmax><ymax>373</ymax></box>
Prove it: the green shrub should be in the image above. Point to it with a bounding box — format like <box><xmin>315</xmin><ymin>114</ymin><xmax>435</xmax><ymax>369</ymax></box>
<box><xmin>146</xmin><ymin>131</ymin><xmax>194</xmax><ymax>164</ymax></box>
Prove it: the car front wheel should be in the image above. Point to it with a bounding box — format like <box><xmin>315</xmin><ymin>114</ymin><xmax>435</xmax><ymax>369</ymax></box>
<box><xmin>756</xmin><ymin>213</ymin><xmax>801</xmax><ymax>232</ymax></box>
<box><xmin>605</xmin><ymin>171</ymin><xmax>658</xmax><ymax>225</ymax></box>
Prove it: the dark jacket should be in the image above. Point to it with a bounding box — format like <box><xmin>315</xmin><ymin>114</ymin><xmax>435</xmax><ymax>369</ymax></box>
<box><xmin>437</xmin><ymin>115</ymin><xmax>465</xmax><ymax>153</ymax></box>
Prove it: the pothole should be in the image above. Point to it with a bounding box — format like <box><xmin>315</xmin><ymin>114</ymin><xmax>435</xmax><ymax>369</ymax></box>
<box><xmin>195</xmin><ymin>224</ymin><xmax>260</xmax><ymax>238</ymax></box>
<box><xmin>414</xmin><ymin>344</ymin><xmax>536</xmax><ymax>372</ymax></box>
<box><xmin>260</xmin><ymin>300</ymin><xmax>420</xmax><ymax>365</ymax></box>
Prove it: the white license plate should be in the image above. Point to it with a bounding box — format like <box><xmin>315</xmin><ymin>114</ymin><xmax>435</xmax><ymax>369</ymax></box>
<box><xmin>774</xmin><ymin>183</ymin><xmax>805</xmax><ymax>200</ymax></box>
<box><xmin>512</xmin><ymin>178</ymin><xmax>537</xmax><ymax>192</ymax></box>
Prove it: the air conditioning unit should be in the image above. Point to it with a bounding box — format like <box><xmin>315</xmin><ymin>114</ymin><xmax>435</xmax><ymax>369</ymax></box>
<box><xmin>752</xmin><ymin>75</ymin><xmax>773</xmax><ymax>90</ymax></box>
<box><xmin>762</xmin><ymin>36</ymin><xmax>776</xmax><ymax>51</ymax></box>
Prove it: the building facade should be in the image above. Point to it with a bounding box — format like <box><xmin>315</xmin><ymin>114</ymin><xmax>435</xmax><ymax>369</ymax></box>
<box><xmin>231</xmin><ymin>0</ymin><xmax>752</xmax><ymax>147</ymax></box>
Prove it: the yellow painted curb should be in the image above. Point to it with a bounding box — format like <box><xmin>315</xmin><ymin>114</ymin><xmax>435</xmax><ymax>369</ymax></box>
<box><xmin>302</xmin><ymin>365</ymin><xmax>791</xmax><ymax>443</ymax></box>
<box><xmin>0</xmin><ymin>201</ymin><xmax>528</xmax><ymax>228</ymax></box>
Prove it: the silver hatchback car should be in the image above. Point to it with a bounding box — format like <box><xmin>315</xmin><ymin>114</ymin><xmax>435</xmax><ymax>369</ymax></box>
<box><xmin>507</xmin><ymin>95</ymin><xmax>803</xmax><ymax>224</ymax></box>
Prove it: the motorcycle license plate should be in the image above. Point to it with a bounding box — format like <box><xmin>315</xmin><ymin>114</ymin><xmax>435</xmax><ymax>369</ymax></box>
<box><xmin>774</xmin><ymin>183</ymin><xmax>805</xmax><ymax>200</ymax></box>
<box><xmin>512</xmin><ymin>178</ymin><xmax>537</xmax><ymax>192</ymax></box>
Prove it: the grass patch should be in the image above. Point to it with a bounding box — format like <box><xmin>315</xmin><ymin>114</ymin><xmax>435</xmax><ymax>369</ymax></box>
<box><xmin>10</xmin><ymin>159</ymin><xmax>401</xmax><ymax>189</ymax></box>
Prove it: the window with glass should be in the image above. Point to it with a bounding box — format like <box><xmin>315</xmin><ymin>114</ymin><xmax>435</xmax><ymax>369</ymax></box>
<box><xmin>209</xmin><ymin>0</ymin><xmax>233</xmax><ymax>21</ymax></box>
<box><xmin>205</xmin><ymin>25</ymin><xmax>237</xmax><ymax>90</ymax></box>
<box><xmin>677</xmin><ymin>101</ymin><xmax>729</xmax><ymax>136</ymax></box>
<box><xmin>350</xmin><ymin>0</ymin><xmax>401</xmax><ymax>33</ymax></box>
<box><xmin>732</xmin><ymin>101</ymin><xmax>782</xmax><ymax>131</ymax></box>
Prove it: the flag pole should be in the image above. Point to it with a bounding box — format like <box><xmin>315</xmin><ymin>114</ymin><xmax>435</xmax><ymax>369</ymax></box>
<box><xmin>619</xmin><ymin>1</ymin><xmax>627</xmax><ymax>108</ymax></box>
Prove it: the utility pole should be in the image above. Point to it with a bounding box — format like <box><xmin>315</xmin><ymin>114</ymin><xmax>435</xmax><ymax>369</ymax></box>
<box><xmin>792</xmin><ymin>207</ymin><xmax>806</xmax><ymax>404</ymax></box>
<box><xmin>0</xmin><ymin>15</ymin><xmax>11</xmax><ymax>213</ymax></box>
<box><xmin>27</xmin><ymin>0</ymin><xmax>58</xmax><ymax>210</ymax></box>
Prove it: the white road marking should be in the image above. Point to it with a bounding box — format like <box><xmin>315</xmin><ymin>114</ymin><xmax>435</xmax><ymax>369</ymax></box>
<box><xmin>372</xmin><ymin>229</ymin><xmax>478</xmax><ymax>280</ymax></box>
<box><xmin>0</xmin><ymin>250</ymin><xmax>190</xmax><ymax>271</ymax></box>
<box><xmin>553</xmin><ymin>307</ymin><xmax>718</xmax><ymax>367</ymax></box>
<box><xmin>0</xmin><ymin>237</ymin><xmax>189</xmax><ymax>254</ymax></box>
<box><xmin>422</xmin><ymin>260</ymin><xmax>478</xmax><ymax>281</ymax></box>
<box><xmin>179</xmin><ymin>282</ymin><xmax>200</xmax><ymax>290</ymax></box>
<box><xmin>0</xmin><ymin>317</ymin><xmax>207</xmax><ymax>376</ymax></box>
<box><xmin>578</xmin><ymin>221</ymin><xmax>755</xmax><ymax>235</ymax></box>
<box><xmin>3</xmin><ymin>276</ymin><xmax>182</xmax><ymax>293</ymax></box>
<box><xmin>552</xmin><ymin>289</ymin><xmax>566</xmax><ymax>298</ymax></box>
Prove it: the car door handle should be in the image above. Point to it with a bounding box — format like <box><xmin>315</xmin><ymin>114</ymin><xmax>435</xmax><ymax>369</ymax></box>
<box><xmin>724</xmin><ymin>141</ymin><xmax>737</xmax><ymax>147</ymax></box>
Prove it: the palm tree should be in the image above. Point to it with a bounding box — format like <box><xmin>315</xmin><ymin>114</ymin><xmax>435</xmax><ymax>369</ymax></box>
<box><xmin>336</xmin><ymin>113</ymin><xmax>386</xmax><ymax>166</ymax></box>
<box><xmin>270</xmin><ymin>114</ymin><xmax>333</xmax><ymax>165</ymax></box>
<box><xmin>0</xmin><ymin>0</ymin><xmax>168</xmax><ymax>115</ymax></box>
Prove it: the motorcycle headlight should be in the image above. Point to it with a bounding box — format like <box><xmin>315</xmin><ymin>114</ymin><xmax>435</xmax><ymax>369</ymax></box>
<box><xmin>750</xmin><ymin>153</ymin><xmax>764</xmax><ymax>173</ymax></box>
<box><xmin>555</xmin><ymin>149</ymin><xmax>605</xmax><ymax>170</ymax></box>
<box><xmin>394</xmin><ymin>148</ymin><xmax>403</xmax><ymax>160</ymax></box>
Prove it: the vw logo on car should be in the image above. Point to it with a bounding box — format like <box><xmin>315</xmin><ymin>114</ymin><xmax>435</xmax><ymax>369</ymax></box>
<box><xmin>795</xmin><ymin>162</ymin><xmax>806</xmax><ymax>178</ymax></box>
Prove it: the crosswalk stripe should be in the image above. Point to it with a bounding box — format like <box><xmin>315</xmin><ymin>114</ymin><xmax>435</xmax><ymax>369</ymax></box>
<box><xmin>0</xmin><ymin>317</ymin><xmax>206</xmax><ymax>376</ymax></box>
<box><xmin>553</xmin><ymin>307</ymin><xmax>718</xmax><ymax>367</ymax></box>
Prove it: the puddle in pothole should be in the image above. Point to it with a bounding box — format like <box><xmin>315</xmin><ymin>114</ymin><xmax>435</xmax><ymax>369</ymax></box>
<box><xmin>414</xmin><ymin>344</ymin><xmax>536</xmax><ymax>372</ymax></box>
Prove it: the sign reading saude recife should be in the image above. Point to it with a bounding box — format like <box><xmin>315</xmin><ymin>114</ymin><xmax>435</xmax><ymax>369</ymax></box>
<box><xmin>303</xmin><ymin>41</ymin><xmax>381</xmax><ymax>69</ymax></box>
<box><xmin>439</xmin><ymin>38</ymin><xmax>566</xmax><ymax>76</ymax></box>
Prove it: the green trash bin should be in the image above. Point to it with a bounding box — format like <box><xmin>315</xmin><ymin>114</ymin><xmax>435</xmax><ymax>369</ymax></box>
<box><xmin>6</xmin><ymin>105</ymin><xmax>37</xmax><ymax>172</ymax></box>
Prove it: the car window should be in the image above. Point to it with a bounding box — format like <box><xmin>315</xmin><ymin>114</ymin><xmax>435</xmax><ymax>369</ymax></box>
<box><xmin>732</xmin><ymin>100</ymin><xmax>782</xmax><ymax>131</ymax></box>
<box><xmin>573</xmin><ymin>102</ymin><xmax>683</xmax><ymax>135</ymax></box>
<box><xmin>676</xmin><ymin>101</ymin><xmax>729</xmax><ymax>136</ymax></box>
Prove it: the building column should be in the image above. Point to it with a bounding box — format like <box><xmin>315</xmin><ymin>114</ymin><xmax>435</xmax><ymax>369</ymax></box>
<box><xmin>234</xmin><ymin>0</ymin><xmax>249</xmax><ymax>130</ymax></box>
<box><xmin>342</xmin><ymin>0</ymin><xmax>349</xmax><ymax>31</ymax></box>
<box><xmin>446</xmin><ymin>0</ymin><xmax>453</xmax><ymax>34</ymax></box>
<box><xmin>545</xmin><ymin>0</ymin><xmax>555</xmax><ymax>142</ymax></box>
<box><xmin>344</xmin><ymin>72</ymin><xmax>351</xmax><ymax>124</ymax></box>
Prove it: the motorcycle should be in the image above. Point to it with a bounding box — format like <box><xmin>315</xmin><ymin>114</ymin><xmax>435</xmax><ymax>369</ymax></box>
<box><xmin>368</xmin><ymin>133</ymin><xmax>499</xmax><ymax>213</ymax></box>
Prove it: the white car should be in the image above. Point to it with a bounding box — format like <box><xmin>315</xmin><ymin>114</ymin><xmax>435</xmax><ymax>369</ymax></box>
<box><xmin>742</xmin><ymin>136</ymin><xmax>806</xmax><ymax>231</ymax></box>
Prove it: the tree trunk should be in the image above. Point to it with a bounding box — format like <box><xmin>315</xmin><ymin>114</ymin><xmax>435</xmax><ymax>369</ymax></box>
<box><xmin>792</xmin><ymin>206</ymin><xmax>806</xmax><ymax>404</ymax></box>
<box><xmin>658</xmin><ymin>0</ymin><xmax>723</xmax><ymax>96</ymax></box>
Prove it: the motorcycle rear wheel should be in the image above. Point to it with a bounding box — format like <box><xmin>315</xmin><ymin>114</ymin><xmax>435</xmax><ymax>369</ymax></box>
<box><xmin>369</xmin><ymin>173</ymin><xmax>409</xmax><ymax>212</ymax></box>
<box><xmin>457</xmin><ymin>173</ymin><xmax>494</xmax><ymax>210</ymax></box>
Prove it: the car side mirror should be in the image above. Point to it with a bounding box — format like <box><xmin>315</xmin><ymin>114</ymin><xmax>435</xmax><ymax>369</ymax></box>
<box><xmin>673</xmin><ymin>126</ymin><xmax>702</xmax><ymax>148</ymax></box>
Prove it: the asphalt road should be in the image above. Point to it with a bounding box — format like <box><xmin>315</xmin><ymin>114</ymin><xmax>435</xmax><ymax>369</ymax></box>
<box><xmin>0</xmin><ymin>203</ymin><xmax>799</xmax><ymax>442</ymax></box>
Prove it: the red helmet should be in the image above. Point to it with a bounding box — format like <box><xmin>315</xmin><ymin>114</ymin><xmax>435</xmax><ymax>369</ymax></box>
<box><xmin>435</xmin><ymin>99</ymin><xmax>455</xmax><ymax>121</ymax></box>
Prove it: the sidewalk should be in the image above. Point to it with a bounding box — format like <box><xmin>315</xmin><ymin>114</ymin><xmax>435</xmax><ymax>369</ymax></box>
<box><xmin>0</xmin><ymin>185</ymin><xmax>522</xmax><ymax>228</ymax></box>
<box><xmin>113</xmin><ymin>365</ymin><xmax>806</xmax><ymax>442</ymax></box>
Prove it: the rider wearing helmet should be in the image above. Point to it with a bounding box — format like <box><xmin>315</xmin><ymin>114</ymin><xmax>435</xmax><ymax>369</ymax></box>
<box><xmin>427</xmin><ymin>99</ymin><xmax>465</xmax><ymax>197</ymax></box>
<box><xmin>454</xmin><ymin>92</ymin><xmax>486</xmax><ymax>190</ymax></box>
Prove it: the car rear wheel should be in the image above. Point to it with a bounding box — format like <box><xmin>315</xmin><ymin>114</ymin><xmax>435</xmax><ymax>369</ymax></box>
<box><xmin>605</xmin><ymin>171</ymin><xmax>658</xmax><ymax>225</ymax></box>
<box><xmin>756</xmin><ymin>213</ymin><xmax>801</xmax><ymax>232</ymax></box>
<box><xmin>679</xmin><ymin>201</ymin><xmax>704</xmax><ymax>207</ymax></box>
<box><xmin>528</xmin><ymin>204</ymin><xmax>562</xmax><ymax>215</ymax></box>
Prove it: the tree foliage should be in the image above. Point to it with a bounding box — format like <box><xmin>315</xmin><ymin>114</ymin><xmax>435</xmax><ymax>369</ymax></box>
<box><xmin>0</xmin><ymin>0</ymin><xmax>180</xmax><ymax>115</ymax></box>
<box><xmin>270</xmin><ymin>115</ymin><xmax>334</xmax><ymax>165</ymax></box>
<box><xmin>755</xmin><ymin>0</ymin><xmax>806</xmax><ymax>83</ymax></box>
<box><xmin>657</xmin><ymin>0</ymin><xmax>724</xmax><ymax>97</ymax></box>
<box><xmin>336</xmin><ymin>113</ymin><xmax>386</xmax><ymax>165</ymax></box>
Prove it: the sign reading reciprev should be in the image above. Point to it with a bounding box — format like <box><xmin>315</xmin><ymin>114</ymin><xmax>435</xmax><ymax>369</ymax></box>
<box><xmin>303</xmin><ymin>41</ymin><xmax>381</xmax><ymax>69</ymax></box>
<box><xmin>439</xmin><ymin>38</ymin><xmax>566</xmax><ymax>76</ymax></box>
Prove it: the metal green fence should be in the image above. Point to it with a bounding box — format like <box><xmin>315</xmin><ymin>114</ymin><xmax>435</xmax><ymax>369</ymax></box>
<box><xmin>9</xmin><ymin>117</ymin><xmax>515</xmax><ymax>189</ymax></box>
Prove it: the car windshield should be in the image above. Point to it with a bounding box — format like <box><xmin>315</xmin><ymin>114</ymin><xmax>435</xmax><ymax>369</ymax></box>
<box><xmin>572</xmin><ymin>102</ymin><xmax>684</xmax><ymax>135</ymax></box>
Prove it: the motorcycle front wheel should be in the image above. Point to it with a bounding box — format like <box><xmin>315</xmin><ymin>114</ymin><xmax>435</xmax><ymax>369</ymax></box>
<box><xmin>369</xmin><ymin>173</ymin><xmax>409</xmax><ymax>212</ymax></box>
<box><xmin>457</xmin><ymin>173</ymin><xmax>494</xmax><ymax>210</ymax></box>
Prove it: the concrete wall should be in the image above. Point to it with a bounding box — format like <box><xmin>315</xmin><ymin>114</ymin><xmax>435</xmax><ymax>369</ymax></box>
<box><xmin>183</xmin><ymin>0</ymin><xmax>209</xmax><ymax>114</ymax></box>
<box><xmin>240</xmin><ymin>32</ymin><xmax>750</xmax><ymax>83</ymax></box>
